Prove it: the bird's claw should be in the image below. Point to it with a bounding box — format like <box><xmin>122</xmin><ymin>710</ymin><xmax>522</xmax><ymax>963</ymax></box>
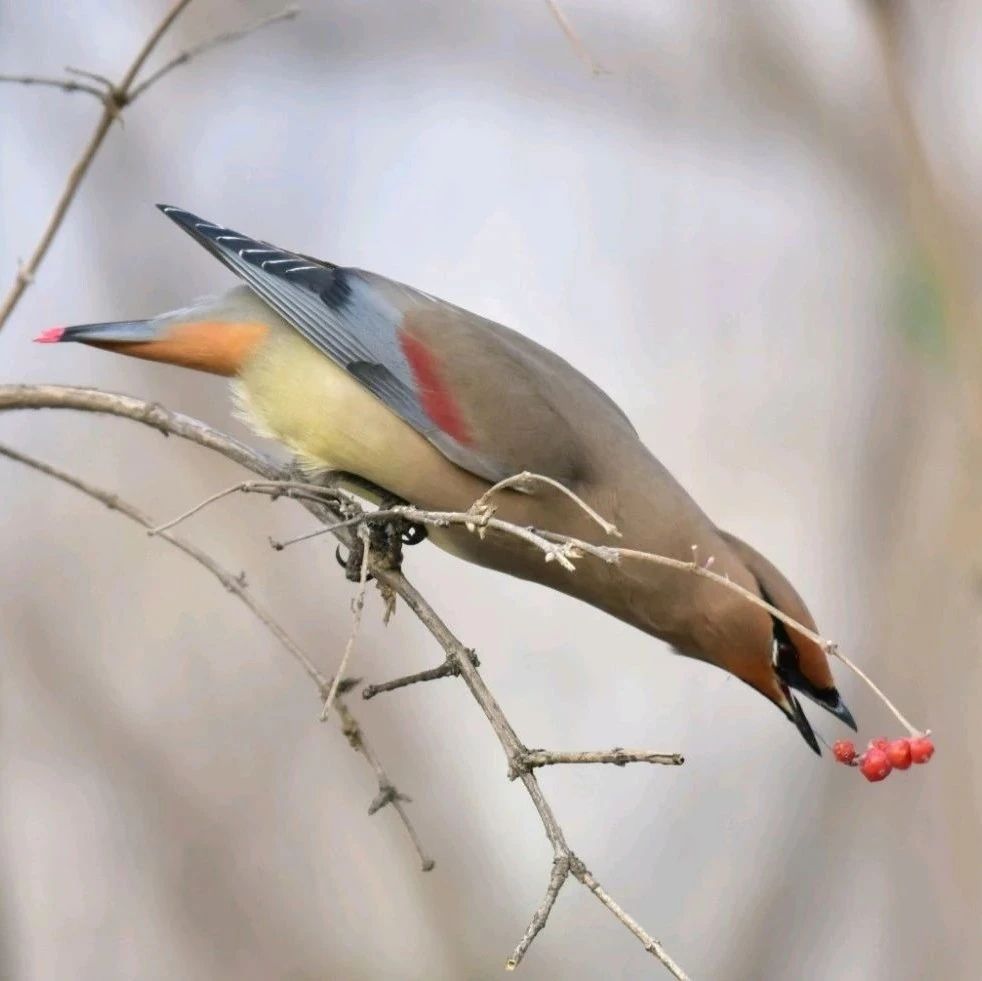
<box><xmin>334</xmin><ymin>515</ymin><xmax>426</xmax><ymax>581</ymax></box>
<box><xmin>335</xmin><ymin>542</ymin><xmax>374</xmax><ymax>582</ymax></box>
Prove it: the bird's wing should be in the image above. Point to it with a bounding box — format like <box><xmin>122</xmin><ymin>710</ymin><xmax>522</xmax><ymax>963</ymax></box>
<box><xmin>158</xmin><ymin>205</ymin><xmax>636</xmax><ymax>485</ymax></box>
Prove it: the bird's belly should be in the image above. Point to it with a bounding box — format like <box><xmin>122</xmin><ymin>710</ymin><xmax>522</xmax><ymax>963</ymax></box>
<box><xmin>234</xmin><ymin>329</ymin><xmax>486</xmax><ymax>507</ymax></box>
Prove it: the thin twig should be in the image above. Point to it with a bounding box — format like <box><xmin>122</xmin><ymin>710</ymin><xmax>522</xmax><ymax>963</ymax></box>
<box><xmin>0</xmin><ymin>439</ymin><xmax>433</xmax><ymax>872</ymax></box>
<box><xmin>573</xmin><ymin>859</ymin><xmax>688</xmax><ymax>979</ymax></box>
<box><xmin>472</xmin><ymin>470</ymin><xmax>621</xmax><ymax>537</ymax></box>
<box><xmin>149</xmin><ymin>481</ymin><xmax>258</xmax><ymax>534</ymax></box>
<box><xmin>362</xmin><ymin>651</ymin><xmax>480</xmax><ymax>699</ymax></box>
<box><xmin>64</xmin><ymin>65</ymin><xmax>115</xmax><ymax>88</ymax></box>
<box><xmin>275</xmin><ymin>503</ymin><xmax>582</xmax><ymax>570</ymax></box>
<box><xmin>148</xmin><ymin>477</ymin><xmax>353</xmax><ymax>536</ymax></box>
<box><xmin>129</xmin><ymin>5</ymin><xmax>299</xmax><ymax>100</ymax></box>
<box><xmin>515</xmin><ymin>748</ymin><xmax>685</xmax><ymax>774</ymax></box>
<box><xmin>0</xmin><ymin>0</ymin><xmax>193</xmax><ymax>331</ymax></box>
<box><xmin>0</xmin><ymin>1</ymin><xmax>297</xmax><ymax>332</ymax></box>
<box><xmin>507</xmin><ymin>855</ymin><xmax>570</xmax><ymax>970</ymax></box>
<box><xmin>321</xmin><ymin>526</ymin><xmax>371</xmax><ymax>722</ymax></box>
<box><xmin>0</xmin><ymin>73</ymin><xmax>105</xmax><ymax>99</ymax></box>
<box><xmin>543</xmin><ymin>0</ymin><xmax>607</xmax><ymax>76</ymax></box>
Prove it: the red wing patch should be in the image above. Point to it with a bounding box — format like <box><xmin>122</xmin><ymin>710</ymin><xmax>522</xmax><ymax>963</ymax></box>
<box><xmin>398</xmin><ymin>330</ymin><xmax>473</xmax><ymax>445</ymax></box>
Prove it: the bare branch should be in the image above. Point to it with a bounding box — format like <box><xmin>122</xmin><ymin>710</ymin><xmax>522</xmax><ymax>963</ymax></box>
<box><xmin>64</xmin><ymin>65</ymin><xmax>116</xmax><ymax>89</ymax></box>
<box><xmin>0</xmin><ymin>384</ymin><xmax>284</xmax><ymax>477</ymax></box>
<box><xmin>472</xmin><ymin>469</ymin><xmax>621</xmax><ymax>538</ymax></box>
<box><xmin>543</xmin><ymin>0</ymin><xmax>607</xmax><ymax>76</ymax></box>
<box><xmin>333</xmin><ymin>701</ymin><xmax>435</xmax><ymax>872</ymax></box>
<box><xmin>321</xmin><ymin>526</ymin><xmax>371</xmax><ymax>722</ymax></box>
<box><xmin>276</xmin><ymin>502</ymin><xmax>583</xmax><ymax>569</ymax></box>
<box><xmin>374</xmin><ymin>569</ymin><xmax>688</xmax><ymax>976</ymax></box>
<box><xmin>572</xmin><ymin>859</ymin><xmax>689</xmax><ymax>979</ymax></box>
<box><xmin>362</xmin><ymin>650</ymin><xmax>480</xmax><ymax>699</ymax></box>
<box><xmin>515</xmin><ymin>748</ymin><xmax>685</xmax><ymax>774</ymax></box>
<box><xmin>0</xmin><ymin>384</ymin><xmax>690</xmax><ymax>973</ymax></box>
<box><xmin>0</xmin><ymin>438</ymin><xmax>434</xmax><ymax>873</ymax></box>
<box><xmin>0</xmin><ymin>1</ymin><xmax>299</xmax><ymax>333</ymax></box>
<box><xmin>129</xmin><ymin>5</ymin><xmax>299</xmax><ymax>100</ymax></box>
<box><xmin>0</xmin><ymin>73</ymin><xmax>104</xmax><ymax>99</ymax></box>
<box><xmin>507</xmin><ymin>855</ymin><xmax>570</xmax><ymax>970</ymax></box>
<box><xmin>0</xmin><ymin>0</ymin><xmax>193</xmax><ymax>330</ymax></box>
<box><xmin>149</xmin><ymin>478</ymin><xmax>355</xmax><ymax>536</ymax></box>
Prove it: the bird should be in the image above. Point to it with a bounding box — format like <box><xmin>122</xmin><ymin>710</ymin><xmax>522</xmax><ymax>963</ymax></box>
<box><xmin>37</xmin><ymin>204</ymin><xmax>855</xmax><ymax>753</ymax></box>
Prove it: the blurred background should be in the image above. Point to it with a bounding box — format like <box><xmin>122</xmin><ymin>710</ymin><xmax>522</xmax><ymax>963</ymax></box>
<box><xmin>2</xmin><ymin>1</ymin><xmax>979</xmax><ymax>978</ymax></box>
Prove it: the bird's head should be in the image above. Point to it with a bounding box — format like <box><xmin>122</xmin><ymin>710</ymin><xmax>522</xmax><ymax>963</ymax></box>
<box><xmin>699</xmin><ymin>530</ymin><xmax>855</xmax><ymax>755</ymax></box>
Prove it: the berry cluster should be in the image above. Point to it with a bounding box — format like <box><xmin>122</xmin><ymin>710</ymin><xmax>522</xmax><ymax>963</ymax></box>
<box><xmin>832</xmin><ymin>736</ymin><xmax>935</xmax><ymax>782</ymax></box>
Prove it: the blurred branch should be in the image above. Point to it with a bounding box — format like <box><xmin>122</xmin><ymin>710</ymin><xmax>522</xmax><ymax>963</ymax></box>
<box><xmin>865</xmin><ymin>0</ymin><xmax>982</xmax><ymax>561</ymax></box>
<box><xmin>0</xmin><ymin>1</ymin><xmax>296</xmax><ymax>332</ymax></box>
<box><xmin>129</xmin><ymin>5</ymin><xmax>299</xmax><ymax>99</ymax></box>
<box><xmin>0</xmin><ymin>383</ymin><xmax>689</xmax><ymax>977</ymax></box>
<box><xmin>0</xmin><ymin>73</ymin><xmax>105</xmax><ymax>99</ymax></box>
<box><xmin>543</xmin><ymin>0</ymin><xmax>606</xmax><ymax>76</ymax></box>
<box><xmin>865</xmin><ymin>2</ymin><xmax>976</xmax><ymax>368</ymax></box>
<box><xmin>0</xmin><ymin>439</ymin><xmax>434</xmax><ymax>874</ymax></box>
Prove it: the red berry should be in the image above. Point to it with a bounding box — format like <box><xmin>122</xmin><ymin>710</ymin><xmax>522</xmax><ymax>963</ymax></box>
<box><xmin>833</xmin><ymin>740</ymin><xmax>857</xmax><ymax>764</ymax></box>
<box><xmin>909</xmin><ymin>736</ymin><xmax>935</xmax><ymax>764</ymax></box>
<box><xmin>885</xmin><ymin>739</ymin><xmax>912</xmax><ymax>770</ymax></box>
<box><xmin>868</xmin><ymin>738</ymin><xmax>890</xmax><ymax>752</ymax></box>
<box><xmin>860</xmin><ymin>748</ymin><xmax>892</xmax><ymax>782</ymax></box>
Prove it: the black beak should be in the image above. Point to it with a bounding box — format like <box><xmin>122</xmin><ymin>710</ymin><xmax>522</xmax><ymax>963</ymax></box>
<box><xmin>784</xmin><ymin>691</ymin><xmax>822</xmax><ymax>756</ymax></box>
<box><xmin>797</xmin><ymin>687</ymin><xmax>857</xmax><ymax>732</ymax></box>
<box><xmin>772</xmin><ymin>634</ymin><xmax>858</xmax><ymax>732</ymax></box>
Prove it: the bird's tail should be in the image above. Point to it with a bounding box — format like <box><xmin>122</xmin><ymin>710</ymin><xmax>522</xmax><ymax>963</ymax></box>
<box><xmin>35</xmin><ymin>321</ymin><xmax>158</xmax><ymax>344</ymax></box>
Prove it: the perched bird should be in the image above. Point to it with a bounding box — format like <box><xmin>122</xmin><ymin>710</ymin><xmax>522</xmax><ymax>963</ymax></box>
<box><xmin>38</xmin><ymin>205</ymin><xmax>855</xmax><ymax>753</ymax></box>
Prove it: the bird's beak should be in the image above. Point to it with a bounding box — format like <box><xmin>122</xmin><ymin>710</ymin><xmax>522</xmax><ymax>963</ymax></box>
<box><xmin>778</xmin><ymin>684</ymin><xmax>822</xmax><ymax>756</ymax></box>
<box><xmin>797</xmin><ymin>687</ymin><xmax>857</xmax><ymax>732</ymax></box>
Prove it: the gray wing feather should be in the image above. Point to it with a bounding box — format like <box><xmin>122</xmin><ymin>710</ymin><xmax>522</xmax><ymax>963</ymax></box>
<box><xmin>157</xmin><ymin>204</ymin><xmax>512</xmax><ymax>481</ymax></box>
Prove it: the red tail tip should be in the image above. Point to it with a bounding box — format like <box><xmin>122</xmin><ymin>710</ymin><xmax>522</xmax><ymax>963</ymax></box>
<box><xmin>34</xmin><ymin>327</ymin><xmax>66</xmax><ymax>344</ymax></box>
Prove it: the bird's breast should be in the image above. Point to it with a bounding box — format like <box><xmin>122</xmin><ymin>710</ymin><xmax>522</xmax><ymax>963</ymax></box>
<box><xmin>233</xmin><ymin>326</ymin><xmax>487</xmax><ymax>507</ymax></box>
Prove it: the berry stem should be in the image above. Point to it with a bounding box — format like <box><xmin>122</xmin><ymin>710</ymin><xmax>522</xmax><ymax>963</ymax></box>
<box><xmin>824</xmin><ymin>642</ymin><xmax>921</xmax><ymax>737</ymax></box>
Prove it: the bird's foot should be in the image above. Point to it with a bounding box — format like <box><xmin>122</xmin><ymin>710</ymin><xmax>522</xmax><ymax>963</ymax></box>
<box><xmin>370</xmin><ymin>494</ymin><xmax>428</xmax><ymax>572</ymax></box>
<box><xmin>333</xmin><ymin>495</ymin><xmax>427</xmax><ymax>580</ymax></box>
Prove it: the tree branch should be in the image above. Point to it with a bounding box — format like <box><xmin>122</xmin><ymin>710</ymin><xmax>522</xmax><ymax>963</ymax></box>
<box><xmin>128</xmin><ymin>5</ymin><xmax>299</xmax><ymax>100</ymax></box>
<box><xmin>543</xmin><ymin>0</ymin><xmax>607</xmax><ymax>76</ymax></box>
<box><xmin>0</xmin><ymin>383</ymin><xmax>689</xmax><ymax>975</ymax></box>
<box><xmin>0</xmin><ymin>73</ymin><xmax>105</xmax><ymax>99</ymax></box>
<box><xmin>0</xmin><ymin>438</ymin><xmax>433</xmax><ymax>873</ymax></box>
<box><xmin>472</xmin><ymin>469</ymin><xmax>621</xmax><ymax>538</ymax></box>
<box><xmin>0</xmin><ymin>2</ymin><xmax>296</xmax><ymax>332</ymax></box>
<box><xmin>515</xmin><ymin>748</ymin><xmax>685</xmax><ymax>774</ymax></box>
<box><xmin>362</xmin><ymin>650</ymin><xmax>481</xmax><ymax>700</ymax></box>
